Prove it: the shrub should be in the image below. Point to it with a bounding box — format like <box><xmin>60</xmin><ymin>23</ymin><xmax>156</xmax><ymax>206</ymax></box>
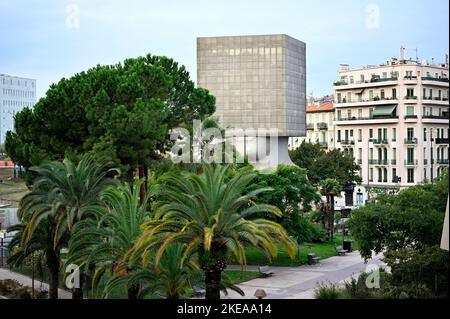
<box><xmin>314</xmin><ymin>282</ymin><xmax>346</xmax><ymax>299</ymax></box>
<box><xmin>283</xmin><ymin>215</ymin><xmax>327</xmax><ymax>243</ymax></box>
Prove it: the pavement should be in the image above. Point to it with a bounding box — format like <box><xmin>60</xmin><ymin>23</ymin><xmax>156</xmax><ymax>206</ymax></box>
<box><xmin>0</xmin><ymin>267</ymin><xmax>72</xmax><ymax>299</ymax></box>
<box><xmin>222</xmin><ymin>251</ymin><xmax>385</xmax><ymax>299</ymax></box>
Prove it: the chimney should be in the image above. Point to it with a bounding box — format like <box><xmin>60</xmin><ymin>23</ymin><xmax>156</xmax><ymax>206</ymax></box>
<box><xmin>400</xmin><ymin>45</ymin><xmax>405</xmax><ymax>60</ymax></box>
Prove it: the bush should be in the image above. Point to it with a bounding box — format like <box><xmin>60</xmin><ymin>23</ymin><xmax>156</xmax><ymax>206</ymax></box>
<box><xmin>282</xmin><ymin>215</ymin><xmax>327</xmax><ymax>243</ymax></box>
<box><xmin>314</xmin><ymin>282</ymin><xmax>345</xmax><ymax>299</ymax></box>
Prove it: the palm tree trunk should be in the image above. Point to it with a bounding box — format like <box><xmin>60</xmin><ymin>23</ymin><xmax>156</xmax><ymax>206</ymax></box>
<box><xmin>127</xmin><ymin>284</ymin><xmax>139</xmax><ymax>299</ymax></box>
<box><xmin>138</xmin><ymin>166</ymin><xmax>146</xmax><ymax>204</ymax></box>
<box><xmin>205</xmin><ymin>270</ymin><xmax>222</xmax><ymax>299</ymax></box>
<box><xmin>72</xmin><ymin>273</ymin><xmax>84</xmax><ymax>299</ymax></box>
<box><xmin>31</xmin><ymin>266</ymin><xmax>35</xmax><ymax>299</ymax></box>
<box><xmin>330</xmin><ymin>195</ymin><xmax>335</xmax><ymax>240</ymax></box>
<box><xmin>45</xmin><ymin>249</ymin><xmax>60</xmax><ymax>299</ymax></box>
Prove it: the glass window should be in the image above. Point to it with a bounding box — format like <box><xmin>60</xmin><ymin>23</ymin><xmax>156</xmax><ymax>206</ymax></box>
<box><xmin>392</xmin><ymin>128</ymin><xmax>397</xmax><ymax>141</ymax></box>
<box><xmin>407</xmin><ymin>168</ymin><xmax>414</xmax><ymax>183</ymax></box>
<box><xmin>406</xmin><ymin>106</ymin><xmax>415</xmax><ymax>116</ymax></box>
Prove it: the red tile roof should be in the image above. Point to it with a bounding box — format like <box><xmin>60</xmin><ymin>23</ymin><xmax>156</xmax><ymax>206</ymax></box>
<box><xmin>306</xmin><ymin>102</ymin><xmax>334</xmax><ymax>113</ymax></box>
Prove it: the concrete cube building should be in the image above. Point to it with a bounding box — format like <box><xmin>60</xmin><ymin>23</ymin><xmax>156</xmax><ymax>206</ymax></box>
<box><xmin>197</xmin><ymin>34</ymin><xmax>306</xmax><ymax>167</ymax></box>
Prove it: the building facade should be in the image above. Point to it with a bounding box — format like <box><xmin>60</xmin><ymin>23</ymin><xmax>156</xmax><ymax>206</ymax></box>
<box><xmin>197</xmin><ymin>34</ymin><xmax>306</xmax><ymax>168</ymax></box>
<box><xmin>0</xmin><ymin>74</ymin><xmax>36</xmax><ymax>144</ymax></box>
<box><xmin>333</xmin><ymin>53</ymin><xmax>449</xmax><ymax>199</ymax></box>
<box><xmin>289</xmin><ymin>101</ymin><xmax>335</xmax><ymax>150</ymax></box>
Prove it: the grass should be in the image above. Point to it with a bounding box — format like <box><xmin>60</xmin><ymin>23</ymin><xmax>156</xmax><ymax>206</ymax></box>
<box><xmin>223</xmin><ymin>270</ymin><xmax>259</xmax><ymax>284</ymax></box>
<box><xmin>0</xmin><ymin>175</ymin><xmax>28</xmax><ymax>208</ymax></box>
<box><xmin>239</xmin><ymin>234</ymin><xmax>355</xmax><ymax>266</ymax></box>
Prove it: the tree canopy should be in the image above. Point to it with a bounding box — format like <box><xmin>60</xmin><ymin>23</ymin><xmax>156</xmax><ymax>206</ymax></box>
<box><xmin>289</xmin><ymin>142</ymin><xmax>361</xmax><ymax>186</ymax></box>
<box><xmin>349</xmin><ymin>171</ymin><xmax>449</xmax><ymax>260</ymax></box>
<box><xmin>5</xmin><ymin>55</ymin><xmax>216</xmax><ymax>181</ymax></box>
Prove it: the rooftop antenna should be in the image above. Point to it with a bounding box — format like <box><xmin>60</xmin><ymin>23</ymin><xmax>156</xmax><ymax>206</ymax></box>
<box><xmin>415</xmin><ymin>48</ymin><xmax>419</xmax><ymax>62</ymax></box>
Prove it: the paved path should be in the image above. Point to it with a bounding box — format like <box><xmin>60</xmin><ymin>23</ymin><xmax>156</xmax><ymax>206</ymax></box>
<box><xmin>223</xmin><ymin>251</ymin><xmax>384</xmax><ymax>299</ymax></box>
<box><xmin>0</xmin><ymin>267</ymin><xmax>72</xmax><ymax>299</ymax></box>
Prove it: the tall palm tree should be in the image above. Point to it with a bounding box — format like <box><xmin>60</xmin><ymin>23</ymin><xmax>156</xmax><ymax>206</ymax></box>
<box><xmin>18</xmin><ymin>155</ymin><xmax>119</xmax><ymax>298</ymax></box>
<box><xmin>8</xmin><ymin>216</ymin><xmax>65</xmax><ymax>299</ymax></box>
<box><xmin>320</xmin><ymin>178</ymin><xmax>342</xmax><ymax>240</ymax></box>
<box><xmin>130</xmin><ymin>164</ymin><xmax>297</xmax><ymax>299</ymax></box>
<box><xmin>67</xmin><ymin>179</ymin><xmax>150</xmax><ymax>299</ymax></box>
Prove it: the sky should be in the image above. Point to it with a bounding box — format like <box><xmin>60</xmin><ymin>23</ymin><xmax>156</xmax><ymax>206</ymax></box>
<box><xmin>0</xmin><ymin>0</ymin><xmax>449</xmax><ymax>99</ymax></box>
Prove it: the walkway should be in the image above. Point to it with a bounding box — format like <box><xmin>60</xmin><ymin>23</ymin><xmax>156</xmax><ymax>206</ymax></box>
<box><xmin>223</xmin><ymin>251</ymin><xmax>384</xmax><ymax>299</ymax></box>
<box><xmin>0</xmin><ymin>267</ymin><xmax>72</xmax><ymax>299</ymax></box>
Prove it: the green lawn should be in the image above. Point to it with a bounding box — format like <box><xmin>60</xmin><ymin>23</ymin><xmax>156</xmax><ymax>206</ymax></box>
<box><xmin>239</xmin><ymin>235</ymin><xmax>355</xmax><ymax>266</ymax></box>
<box><xmin>223</xmin><ymin>270</ymin><xmax>259</xmax><ymax>284</ymax></box>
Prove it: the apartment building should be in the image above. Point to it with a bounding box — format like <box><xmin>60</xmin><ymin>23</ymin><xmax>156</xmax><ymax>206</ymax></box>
<box><xmin>333</xmin><ymin>51</ymin><xmax>449</xmax><ymax>200</ymax></box>
<box><xmin>288</xmin><ymin>100</ymin><xmax>335</xmax><ymax>150</ymax></box>
<box><xmin>0</xmin><ymin>74</ymin><xmax>36</xmax><ymax>144</ymax></box>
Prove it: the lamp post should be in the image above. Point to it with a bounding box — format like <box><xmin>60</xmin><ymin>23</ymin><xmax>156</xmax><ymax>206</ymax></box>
<box><xmin>430</xmin><ymin>128</ymin><xmax>434</xmax><ymax>184</ymax></box>
<box><xmin>366</xmin><ymin>138</ymin><xmax>373</xmax><ymax>204</ymax></box>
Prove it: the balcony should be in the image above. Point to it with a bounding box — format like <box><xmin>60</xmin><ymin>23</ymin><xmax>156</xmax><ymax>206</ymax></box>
<box><xmin>372</xmin><ymin>139</ymin><xmax>388</xmax><ymax>145</ymax></box>
<box><xmin>340</xmin><ymin>139</ymin><xmax>355</xmax><ymax>145</ymax></box>
<box><xmin>436</xmin><ymin>159</ymin><xmax>449</xmax><ymax>165</ymax></box>
<box><xmin>357</xmin><ymin>159</ymin><xmax>362</xmax><ymax>165</ymax></box>
<box><xmin>423</xmin><ymin>114</ymin><xmax>449</xmax><ymax>119</ymax></box>
<box><xmin>333</xmin><ymin>77</ymin><xmax>398</xmax><ymax>90</ymax></box>
<box><xmin>391</xmin><ymin>159</ymin><xmax>397</xmax><ymax>165</ymax></box>
<box><xmin>435</xmin><ymin>138</ymin><xmax>449</xmax><ymax>144</ymax></box>
<box><xmin>422</xmin><ymin>96</ymin><xmax>449</xmax><ymax>106</ymax></box>
<box><xmin>404</xmin><ymin>138</ymin><xmax>418</xmax><ymax>145</ymax></box>
<box><xmin>319</xmin><ymin>142</ymin><xmax>328</xmax><ymax>149</ymax></box>
<box><xmin>317</xmin><ymin>122</ymin><xmax>328</xmax><ymax>130</ymax></box>
<box><xmin>424</xmin><ymin>159</ymin><xmax>428</xmax><ymax>165</ymax></box>
<box><xmin>421</xmin><ymin>76</ymin><xmax>449</xmax><ymax>82</ymax></box>
<box><xmin>404</xmin><ymin>115</ymin><xmax>418</xmax><ymax>119</ymax></box>
<box><xmin>335</xmin><ymin>115</ymin><xmax>398</xmax><ymax>124</ymax></box>
<box><xmin>306</xmin><ymin>123</ymin><xmax>314</xmax><ymax>130</ymax></box>
<box><xmin>335</xmin><ymin>97</ymin><xmax>398</xmax><ymax>107</ymax></box>
<box><xmin>404</xmin><ymin>159</ymin><xmax>418</xmax><ymax>166</ymax></box>
<box><xmin>369</xmin><ymin>159</ymin><xmax>388</xmax><ymax>165</ymax></box>
<box><xmin>404</xmin><ymin>96</ymin><xmax>418</xmax><ymax>101</ymax></box>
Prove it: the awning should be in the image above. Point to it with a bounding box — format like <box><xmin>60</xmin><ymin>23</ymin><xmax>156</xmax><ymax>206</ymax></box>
<box><xmin>355</xmin><ymin>88</ymin><xmax>365</xmax><ymax>94</ymax></box>
<box><xmin>372</xmin><ymin>104</ymin><xmax>397</xmax><ymax>117</ymax></box>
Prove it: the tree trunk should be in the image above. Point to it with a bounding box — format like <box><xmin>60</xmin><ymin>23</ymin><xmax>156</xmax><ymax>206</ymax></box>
<box><xmin>46</xmin><ymin>249</ymin><xmax>60</xmax><ymax>299</ymax></box>
<box><xmin>138</xmin><ymin>166</ymin><xmax>146</xmax><ymax>204</ymax></box>
<box><xmin>329</xmin><ymin>195</ymin><xmax>335</xmax><ymax>240</ymax></box>
<box><xmin>31</xmin><ymin>266</ymin><xmax>35</xmax><ymax>299</ymax></box>
<box><xmin>72</xmin><ymin>272</ymin><xmax>84</xmax><ymax>299</ymax></box>
<box><xmin>127</xmin><ymin>284</ymin><xmax>140</xmax><ymax>299</ymax></box>
<box><xmin>205</xmin><ymin>270</ymin><xmax>222</xmax><ymax>299</ymax></box>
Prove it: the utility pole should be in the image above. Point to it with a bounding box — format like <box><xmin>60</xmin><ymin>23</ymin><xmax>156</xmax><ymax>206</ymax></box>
<box><xmin>367</xmin><ymin>138</ymin><xmax>372</xmax><ymax>204</ymax></box>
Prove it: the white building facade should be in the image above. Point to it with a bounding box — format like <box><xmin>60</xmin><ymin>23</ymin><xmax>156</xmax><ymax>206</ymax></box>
<box><xmin>333</xmin><ymin>54</ymin><xmax>449</xmax><ymax>202</ymax></box>
<box><xmin>289</xmin><ymin>101</ymin><xmax>335</xmax><ymax>151</ymax></box>
<box><xmin>0</xmin><ymin>74</ymin><xmax>36</xmax><ymax>144</ymax></box>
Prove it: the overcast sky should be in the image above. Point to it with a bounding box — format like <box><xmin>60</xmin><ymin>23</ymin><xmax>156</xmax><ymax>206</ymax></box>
<box><xmin>1</xmin><ymin>0</ymin><xmax>449</xmax><ymax>99</ymax></box>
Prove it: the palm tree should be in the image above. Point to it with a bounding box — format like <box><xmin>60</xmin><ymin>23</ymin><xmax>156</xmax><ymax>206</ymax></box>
<box><xmin>130</xmin><ymin>164</ymin><xmax>297</xmax><ymax>299</ymax></box>
<box><xmin>8</xmin><ymin>216</ymin><xmax>65</xmax><ymax>299</ymax></box>
<box><xmin>19</xmin><ymin>155</ymin><xmax>119</xmax><ymax>298</ymax></box>
<box><xmin>320</xmin><ymin>178</ymin><xmax>342</xmax><ymax>241</ymax></box>
<box><xmin>103</xmin><ymin>243</ymin><xmax>199</xmax><ymax>299</ymax></box>
<box><xmin>67</xmin><ymin>179</ymin><xmax>150</xmax><ymax>299</ymax></box>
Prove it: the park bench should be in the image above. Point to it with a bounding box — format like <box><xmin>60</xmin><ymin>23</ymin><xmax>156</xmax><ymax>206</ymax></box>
<box><xmin>307</xmin><ymin>253</ymin><xmax>320</xmax><ymax>265</ymax></box>
<box><xmin>336</xmin><ymin>246</ymin><xmax>348</xmax><ymax>256</ymax></box>
<box><xmin>258</xmin><ymin>266</ymin><xmax>274</xmax><ymax>278</ymax></box>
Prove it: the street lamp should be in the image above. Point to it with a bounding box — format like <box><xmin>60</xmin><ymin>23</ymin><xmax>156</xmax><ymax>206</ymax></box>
<box><xmin>366</xmin><ymin>138</ymin><xmax>373</xmax><ymax>204</ymax></box>
<box><xmin>254</xmin><ymin>289</ymin><xmax>267</xmax><ymax>299</ymax></box>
